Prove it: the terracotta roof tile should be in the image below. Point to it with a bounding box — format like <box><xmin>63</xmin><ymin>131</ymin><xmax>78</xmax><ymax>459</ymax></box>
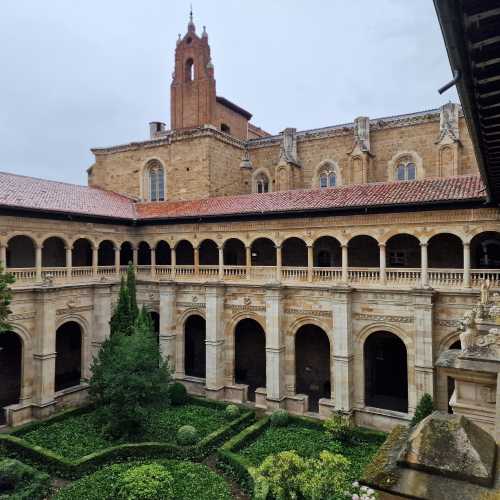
<box><xmin>136</xmin><ymin>175</ymin><xmax>485</xmax><ymax>220</ymax></box>
<box><xmin>0</xmin><ymin>171</ymin><xmax>135</xmax><ymax>219</ymax></box>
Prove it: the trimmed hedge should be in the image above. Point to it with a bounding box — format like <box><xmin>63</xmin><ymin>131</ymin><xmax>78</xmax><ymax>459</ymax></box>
<box><xmin>0</xmin><ymin>399</ymin><xmax>254</xmax><ymax>479</ymax></box>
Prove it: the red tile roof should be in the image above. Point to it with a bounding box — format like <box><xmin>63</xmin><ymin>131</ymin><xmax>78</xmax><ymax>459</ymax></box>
<box><xmin>0</xmin><ymin>171</ymin><xmax>485</xmax><ymax>222</ymax></box>
<box><xmin>0</xmin><ymin>171</ymin><xmax>135</xmax><ymax>219</ymax></box>
<box><xmin>136</xmin><ymin>175</ymin><xmax>485</xmax><ymax>220</ymax></box>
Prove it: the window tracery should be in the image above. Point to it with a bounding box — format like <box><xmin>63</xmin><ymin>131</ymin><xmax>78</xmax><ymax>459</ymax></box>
<box><xmin>147</xmin><ymin>161</ymin><xmax>165</xmax><ymax>202</ymax></box>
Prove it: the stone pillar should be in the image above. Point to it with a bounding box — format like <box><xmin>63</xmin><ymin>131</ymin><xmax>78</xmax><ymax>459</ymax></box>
<box><xmin>218</xmin><ymin>246</ymin><xmax>224</xmax><ymax>280</ymax></box>
<box><xmin>420</xmin><ymin>243</ymin><xmax>428</xmax><ymax>287</ymax></box>
<box><xmin>307</xmin><ymin>245</ymin><xmax>313</xmax><ymax>282</ymax></box>
<box><xmin>341</xmin><ymin>244</ymin><xmax>348</xmax><ymax>283</ymax></box>
<box><xmin>331</xmin><ymin>286</ymin><xmax>354</xmax><ymax>413</ymax></box>
<box><xmin>90</xmin><ymin>285</ymin><xmax>112</xmax><ymax>373</ymax></box>
<box><xmin>65</xmin><ymin>246</ymin><xmax>72</xmax><ymax>279</ymax></box>
<box><xmin>114</xmin><ymin>246</ymin><xmax>120</xmax><ymax>275</ymax></box>
<box><xmin>32</xmin><ymin>288</ymin><xmax>57</xmax><ymax>416</ymax></box>
<box><xmin>246</xmin><ymin>245</ymin><xmax>251</xmax><ymax>280</ymax></box>
<box><xmin>276</xmin><ymin>245</ymin><xmax>282</xmax><ymax>282</ymax></box>
<box><xmin>92</xmin><ymin>246</ymin><xmax>98</xmax><ymax>277</ymax></box>
<box><xmin>205</xmin><ymin>284</ymin><xmax>225</xmax><ymax>399</ymax></box>
<box><xmin>171</xmin><ymin>247</ymin><xmax>176</xmax><ymax>278</ymax></box>
<box><xmin>194</xmin><ymin>246</ymin><xmax>200</xmax><ymax>276</ymax></box>
<box><xmin>463</xmin><ymin>242</ymin><xmax>471</xmax><ymax>288</ymax></box>
<box><xmin>159</xmin><ymin>282</ymin><xmax>177</xmax><ymax>370</ymax></box>
<box><xmin>265</xmin><ymin>285</ymin><xmax>286</xmax><ymax>407</ymax></box>
<box><xmin>36</xmin><ymin>244</ymin><xmax>43</xmax><ymax>281</ymax></box>
<box><xmin>413</xmin><ymin>288</ymin><xmax>435</xmax><ymax>412</ymax></box>
<box><xmin>151</xmin><ymin>247</ymin><xmax>156</xmax><ymax>278</ymax></box>
<box><xmin>379</xmin><ymin>243</ymin><xmax>386</xmax><ymax>285</ymax></box>
<box><xmin>496</xmin><ymin>373</ymin><xmax>500</xmax><ymax>444</ymax></box>
<box><xmin>0</xmin><ymin>244</ymin><xmax>7</xmax><ymax>268</ymax></box>
<box><xmin>132</xmin><ymin>246</ymin><xmax>138</xmax><ymax>266</ymax></box>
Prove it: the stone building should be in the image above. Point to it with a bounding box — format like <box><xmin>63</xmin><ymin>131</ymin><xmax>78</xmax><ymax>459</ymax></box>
<box><xmin>1</xmin><ymin>14</ymin><xmax>499</xmax><ymax>433</ymax></box>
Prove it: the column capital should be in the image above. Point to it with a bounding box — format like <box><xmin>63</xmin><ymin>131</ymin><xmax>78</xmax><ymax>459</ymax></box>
<box><xmin>378</xmin><ymin>242</ymin><xmax>386</xmax><ymax>248</ymax></box>
<box><xmin>65</xmin><ymin>245</ymin><xmax>73</xmax><ymax>251</ymax></box>
<box><xmin>420</xmin><ymin>241</ymin><xmax>428</xmax><ymax>248</ymax></box>
<box><xmin>463</xmin><ymin>241</ymin><xmax>470</xmax><ymax>248</ymax></box>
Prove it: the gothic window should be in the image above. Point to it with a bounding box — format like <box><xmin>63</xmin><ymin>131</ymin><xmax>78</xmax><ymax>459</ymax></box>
<box><xmin>147</xmin><ymin>161</ymin><xmax>165</xmax><ymax>202</ymax></box>
<box><xmin>255</xmin><ymin>173</ymin><xmax>269</xmax><ymax>193</ymax></box>
<box><xmin>396</xmin><ymin>157</ymin><xmax>416</xmax><ymax>181</ymax></box>
<box><xmin>319</xmin><ymin>169</ymin><xmax>337</xmax><ymax>188</ymax></box>
<box><xmin>185</xmin><ymin>58</ymin><xmax>194</xmax><ymax>82</ymax></box>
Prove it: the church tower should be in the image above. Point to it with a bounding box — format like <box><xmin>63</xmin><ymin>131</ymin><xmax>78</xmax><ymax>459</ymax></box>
<box><xmin>170</xmin><ymin>11</ymin><xmax>216</xmax><ymax>131</ymax></box>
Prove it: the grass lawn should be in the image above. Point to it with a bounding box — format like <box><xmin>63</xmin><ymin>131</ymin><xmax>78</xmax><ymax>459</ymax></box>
<box><xmin>17</xmin><ymin>402</ymin><xmax>229</xmax><ymax>460</ymax></box>
<box><xmin>238</xmin><ymin>421</ymin><xmax>384</xmax><ymax>484</ymax></box>
<box><xmin>54</xmin><ymin>459</ymin><xmax>232</xmax><ymax>500</ymax></box>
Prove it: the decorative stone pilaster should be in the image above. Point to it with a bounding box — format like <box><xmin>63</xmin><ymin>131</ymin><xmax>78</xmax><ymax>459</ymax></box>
<box><xmin>32</xmin><ymin>288</ymin><xmax>58</xmax><ymax>416</ymax></box>
<box><xmin>412</xmin><ymin>288</ymin><xmax>435</xmax><ymax>411</ymax></box>
<box><xmin>265</xmin><ymin>284</ymin><xmax>286</xmax><ymax>407</ymax></box>
<box><xmin>65</xmin><ymin>246</ymin><xmax>72</xmax><ymax>278</ymax></box>
<box><xmin>205</xmin><ymin>283</ymin><xmax>225</xmax><ymax>399</ymax></box>
<box><xmin>159</xmin><ymin>282</ymin><xmax>177</xmax><ymax>370</ymax></box>
<box><xmin>463</xmin><ymin>242</ymin><xmax>471</xmax><ymax>288</ymax></box>
<box><xmin>0</xmin><ymin>244</ymin><xmax>7</xmax><ymax>267</ymax></box>
<box><xmin>341</xmin><ymin>245</ymin><xmax>348</xmax><ymax>283</ymax></box>
<box><xmin>91</xmin><ymin>284</ymin><xmax>112</xmax><ymax>365</ymax></box>
<box><xmin>36</xmin><ymin>244</ymin><xmax>43</xmax><ymax>281</ymax></box>
<box><xmin>331</xmin><ymin>285</ymin><xmax>354</xmax><ymax>413</ymax></box>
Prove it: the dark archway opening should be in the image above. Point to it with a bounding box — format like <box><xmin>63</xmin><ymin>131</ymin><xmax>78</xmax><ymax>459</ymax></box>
<box><xmin>223</xmin><ymin>239</ymin><xmax>245</xmax><ymax>266</ymax></box>
<box><xmin>98</xmin><ymin>240</ymin><xmax>115</xmax><ymax>266</ymax></box>
<box><xmin>199</xmin><ymin>240</ymin><xmax>219</xmax><ymax>265</ymax></box>
<box><xmin>156</xmin><ymin>241</ymin><xmax>171</xmax><ymax>265</ymax></box>
<box><xmin>120</xmin><ymin>242</ymin><xmax>134</xmax><ymax>266</ymax></box>
<box><xmin>386</xmin><ymin>234</ymin><xmax>421</xmax><ymax>267</ymax></box>
<box><xmin>471</xmin><ymin>231</ymin><xmax>500</xmax><ymax>269</ymax></box>
<box><xmin>7</xmin><ymin>236</ymin><xmax>35</xmax><ymax>268</ymax></box>
<box><xmin>55</xmin><ymin>322</ymin><xmax>82</xmax><ymax>392</ymax></box>
<box><xmin>428</xmin><ymin>233</ymin><xmax>463</xmax><ymax>268</ymax></box>
<box><xmin>0</xmin><ymin>332</ymin><xmax>22</xmax><ymax>424</ymax></box>
<box><xmin>72</xmin><ymin>239</ymin><xmax>93</xmax><ymax>267</ymax></box>
<box><xmin>138</xmin><ymin>241</ymin><xmax>151</xmax><ymax>265</ymax></box>
<box><xmin>251</xmin><ymin>238</ymin><xmax>276</xmax><ymax>266</ymax></box>
<box><xmin>234</xmin><ymin>319</ymin><xmax>266</xmax><ymax>402</ymax></box>
<box><xmin>176</xmin><ymin>240</ymin><xmax>194</xmax><ymax>265</ymax></box>
<box><xmin>313</xmin><ymin>236</ymin><xmax>341</xmax><ymax>267</ymax></box>
<box><xmin>295</xmin><ymin>325</ymin><xmax>331</xmax><ymax>412</ymax></box>
<box><xmin>364</xmin><ymin>331</ymin><xmax>408</xmax><ymax>413</ymax></box>
<box><xmin>185</xmin><ymin>315</ymin><xmax>206</xmax><ymax>378</ymax></box>
<box><xmin>282</xmin><ymin>238</ymin><xmax>307</xmax><ymax>267</ymax></box>
<box><xmin>149</xmin><ymin>311</ymin><xmax>160</xmax><ymax>344</ymax></box>
<box><xmin>42</xmin><ymin>237</ymin><xmax>66</xmax><ymax>267</ymax></box>
<box><xmin>348</xmin><ymin>235</ymin><xmax>379</xmax><ymax>267</ymax></box>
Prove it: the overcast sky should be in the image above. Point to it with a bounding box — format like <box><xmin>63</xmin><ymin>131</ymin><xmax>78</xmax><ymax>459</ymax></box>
<box><xmin>0</xmin><ymin>1</ymin><xmax>458</xmax><ymax>186</ymax></box>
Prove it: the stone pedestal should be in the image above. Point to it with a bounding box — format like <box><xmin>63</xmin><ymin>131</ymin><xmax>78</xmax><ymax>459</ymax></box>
<box><xmin>205</xmin><ymin>283</ymin><xmax>225</xmax><ymax>398</ymax></box>
<box><xmin>286</xmin><ymin>393</ymin><xmax>308</xmax><ymax>416</ymax></box>
<box><xmin>318</xmin><ymin>397</ymin><xmax>336</xmax><ymax>419</ymax></box>
<box><xmin>255</xmin><ymin>387</ymin><xmax>268</xmax><ymax>409</ymax></box>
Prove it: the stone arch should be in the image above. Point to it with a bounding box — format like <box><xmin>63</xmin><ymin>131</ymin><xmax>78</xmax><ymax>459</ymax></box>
<box><xmin>251</xmin><ymin>237</ymin><xmax>277</xmax><ymax>266</ymax></box>
<box><xmin>137</xmin><ymin>241</ymin><xmax>151</xmax><ymax>265</ymax></box>
<box><xmin>428</xmin><ymin>233</ymin><xmax>463</xmax><ymax>268</ymax></box>
<box><xmin>6</xmin><ymin>235</ymin><xmax>36</xmax><ymax>268</ymax></box>
<box><xmin>55</xmin><ymin>321</ymin><xmax>83</xmax><ymax>392</ymax></box>
<box><xmin>385</xmin><ymin>234</ymin><xmax>421</xmax><ymax>268</ymax></box>
<box><xmin>313</xmin><ymin>159</ymin><xmax>341</xmax><ymax>188</ymax></box>
<box><xmin>252</xmin><ymin>167</ymin><xmax>272</xmax><ymax>193</ymax></box>
<box><xmin>72</xmin><ymin>238</ymin><xmax>93</xmax><ymax>267</ymax></box>
<box><xmin>155</xmin><ymin>240</ymin><xmax>172</xmax><ymax>265</ymax></box>
<box><xmin>348</xmin><ymin>234</ymin><xmax>379</xmax><ymax>267</ymax></box>
<box><xmin>388</xmin><ymin>150</ymin><xmax>423</xmax><ymax>181</ymax></box>
<box><xmin>0</xmin><ymin>331</ymin><xmax>24</xmax><ymax>419</ymax></box>
<box><xmin>175</xmin><ymin>239</ymin><xmax>195</xmax><ymax>265</ymax></box>
<box><xmin>199</xmin><ymin>239</ymin><xmax>219</xmax><ymax>265</ymax></box>
<box><xmin>313</xmin><ymin>236</ymin><xmax>341</xmax><ymax>267</ymax></box>
<box><xmin>120</xmin><ymin>241</ymin><xmax>134</xmax><ymax>266</ymax></box>
<box><xmin>470</xmin><ymin>231</ymin><xmax>500</xmax><ymax>269</ymax></box>
<box><xmin>282</xmin><ymin>237</ymin><xmax>308</xmax><ymax>267</ymax></box>
<box><xmin>97</xmin><ymin>240</ymin><xmax>115</xmax><ymax>266</ymax></box>
<box><xmin>223</xmin><ymin>238</ymin><xmax>246</xmax><ymax>266</ymax></box>
<box><xmin>42</xmin><ymin>236</ymin><xmax>66</xmax><ymax>267</ymax></box>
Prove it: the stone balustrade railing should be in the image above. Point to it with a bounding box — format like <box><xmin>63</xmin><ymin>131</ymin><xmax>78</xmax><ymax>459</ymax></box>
<box><xmin>6</xmin><ymin>265</ymin><xmax>500</xmax><ymax>289</ymax></box>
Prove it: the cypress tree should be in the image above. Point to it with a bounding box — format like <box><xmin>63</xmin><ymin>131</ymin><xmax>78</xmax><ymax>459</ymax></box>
<box><xmin>126</xmin><ymin>263</ymin><xmax>139</xmax><ymax>324</ymax></box>
<box><xmin>110</xmin><ymin>276</ymin><xmax>132</xmax><ymax>336</ymax></box>
<box><xmin>411</xmin><ymin>393</ymin><xmax>434</xmax><ymax>426</ymax></box>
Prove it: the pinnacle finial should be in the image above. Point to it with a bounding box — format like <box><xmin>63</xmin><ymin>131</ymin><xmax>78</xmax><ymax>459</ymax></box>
<box><xmin>188</xmin><ymin>4</ymin><xmax>195</xmax><ymax>31</ymax></box>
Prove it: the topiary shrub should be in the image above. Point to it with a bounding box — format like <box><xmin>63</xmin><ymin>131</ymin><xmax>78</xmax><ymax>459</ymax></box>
<box><xmin>0</xmin><ymin>458</ymin><xmax>51</xmax><ymax>500</ymax></box>
<box><xmin>324</xmin><ymin>412</ymin><xmax>353</xmax><ymax>443</ymax></box>
<box><xmin>270</xmin><ymin>409</ymin><xmax>289</xmax><ymax>427</ymax></box>
<box><xmin>176</xmin><ymin>425</ymin><xmax>198</xmax><ymax>446</ymax></box>
<box><xmin>168</xmin><ymin>382</ymin><xmax>188</xmax><ymax>406</ymax></box>
<box><xmin>114</xmin><ymin>464</ymin><xmax>174</xmax><ymax>500</ymax></box>
<box><xmin>411</xmin><ymin>393</ymin><xmax>434</xmax><ymax>426</ymax></box>
<box><xmin>225</xmin><ymin>404</ymin><xmax>239</xmax><ymax>419</ymax></box>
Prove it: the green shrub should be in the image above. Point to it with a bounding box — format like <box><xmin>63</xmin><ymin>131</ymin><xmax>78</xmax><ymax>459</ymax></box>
<box><xmin>168</xmin><ymin>383</ymin><xmax>188</xmax><ymax>406</ymax></box>
<box><xmin>411</xmin><ymin>393</ymin><xmax>434</xmax><ymax>426</ymax></box>
<box><xmin>114</xmin><ymin>464</ymin><xmax>174</xmax><ymax>500</ymax></box>
<box><xmin>270</xmin><ymin>409</ymin><xmax>289</xmax><ymax>427</ymax></box>
<box><xmin>0</xmin><ymin>458</ymin><xmax>51</xmax><ymax>500</ymax></box>
<box><xmin>257</xmin><ymin>450</ymin><xmax>305</xmax><ymax>499</ymax></box>
<box><xmin>176</xmin><ymin>425</ymin><xmax>198</xmax><ymax>446</ymax></box>
<box><xmin>225</xmin><ymin>404</ymin><xmax>239</xmax><ymax>419</ymax></box>
<box><xmin>324</xmin><ymin>412</ymin><xmax>353</xmax><ymax>444</ymax></box>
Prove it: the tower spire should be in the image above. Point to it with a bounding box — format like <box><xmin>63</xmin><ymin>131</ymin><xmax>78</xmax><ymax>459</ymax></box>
<box><xmin>188</xmin><ymin>4</ymin><xmax>195</xmax><ymax>32</ymax></box>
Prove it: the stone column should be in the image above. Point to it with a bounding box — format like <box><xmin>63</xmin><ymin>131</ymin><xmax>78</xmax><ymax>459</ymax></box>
<box><xmin>463</xmin><ymin>242</ymin><xmax>471</xmax><ymax>288</ymax></box>
<box><xmin>36</xmin><ymin>244</ymin><xmax>43</xmax><ymax>281</ymax></box>
<box><xmin>32</xmin><ymin>288</ymin><xmax>57</xmax><ymax>416</ymax></box>
<box><xmin>413</xmin><ymin>288</ymin><xmax>435</xmax><ymax>412</ymax></box>
<box><xmin>114</xmin><ymin>246</ymin><xmax>120</xmax><ymax>275</ymax></box>
<box><xmin>65</xmin><ymin>246</ymin><xmax>72</xmax><ymax>279</ymax></box>
<box><xmin>0</xmin><ymin>244</ymin><xmax>7</xmax><ymax>268</ymax></box>
<box><xmin>159</xmin><ymin>282</ymin><xmax>177</xmax><ymax>370</ymax></box>
<box><xmin>307</xmin><ymin>245</ymin><xmax>313</xmax><ymax>282</ymax></box>
<box><xmin>218</xmin><ymin>246</ymin><xmax>224</xmax><ymax>280</ymax></box>
<box><xmin>496</xmin><ymin>373</ymin><xmax>500</xmax><ymax>444</ymax></box>
<box><xmin>132</xmin><ymin>246</ymin><xmax>138</xmax><ymax>266</ymax></box>
<box><xmin>379</xmin><ymin>243</ymin><xmax>386</xmax><ymax>285</ymax></box>
<box><xmin>205</xmin><ymin>284</ymin><xmax>225</xmax><ymax>399</ymax></box>
<box><xmin>91</xmin><ymin>285</ymin><xmax>112</xmax><ymax>372</ymax></box>
<box><xmin>92</xmin><ymin>246</ymin><xmax>98</xmax><ymax>277</ymax></box>
<box><xmin>265</xmin><ymin>285</ymin><xmax>286</xmax><ymax>408</ymax></box>
<box><xmin>171</xmin><ymin>247</ymin><xmax>176</xmax><ymax>279</ymax></box>
<box><xmin>194</xmin><ymin>246</ymin><xmax>200</xmax><ymax>276</ymax></box>
<box><xmin>246</xmin><ymin>245</ymin><xmax>251</xmax><ymax>280</ymax></box>
<box><xmin>151</xmin><ymin>247</ymin><xmax>156</xmax><ymax>278</ymax></box>
<box><xmin>420</xmin><ymin>243</ymin><xmax>428</xmax><ymax>287</ymax></box>
<box><xmin>276</xmin><ymin>245</ymin><xmax>282</xmax><ymax>282</ymax></box>
<box><xmin>331</xmin><ymin>286</ymin><xmax>354</xmax><ymax>413</ymax></box>
<box><xmin>341</xmin><ymin>244</ymin><xmax>348</xmax><ymax>283</ymax></box>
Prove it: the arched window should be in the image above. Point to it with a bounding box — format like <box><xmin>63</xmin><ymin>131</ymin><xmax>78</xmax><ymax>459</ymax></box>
<box><xmin>147</xmin><ymin>161</ymin><xmax>165</xmax><ymax>202</ymax></box>
<box><xmin>317</xmin><ymin>163</ymin><xmax>337</xmax><ymax>188</ymax></box>
<box><xmin>395</xmin><ymin>156</ymin><xmax>416</xmax><ymax>181</ymax></box>
<box><xmin>255</xmin><ymin>173</ymin><xmax>269</xmax><ymax>193</ymax></box>
<box><xmin>185</xmin><ymin>58</ymin><xmax>194</xmax><ymax>81</ymax></box>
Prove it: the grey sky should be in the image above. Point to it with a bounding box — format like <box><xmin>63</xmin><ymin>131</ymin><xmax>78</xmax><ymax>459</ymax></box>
<box><xmin>0</xmin><ymin>0</ymin><xmax>457</xmax><ymax>186</ymax></box>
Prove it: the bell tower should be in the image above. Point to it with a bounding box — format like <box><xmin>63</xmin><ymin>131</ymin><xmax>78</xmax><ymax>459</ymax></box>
<box><xmin>170</xmin><ymin>10</ymin><xmax>216</xmax><ymax>130</ymax></box>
